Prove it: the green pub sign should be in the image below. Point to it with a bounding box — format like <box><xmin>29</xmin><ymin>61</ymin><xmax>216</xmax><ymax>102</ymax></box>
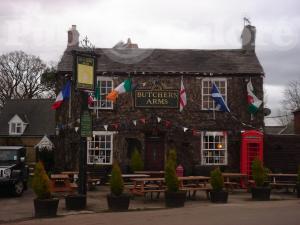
<box><xmin>134</xmin><ymin>90</ymin><xmax>179</xmax><ymax>108</ymax></box>
<box><xmin>80</xmin><ymin>110</ymin><xmax>92</xmax><ymax>137</ymax></box>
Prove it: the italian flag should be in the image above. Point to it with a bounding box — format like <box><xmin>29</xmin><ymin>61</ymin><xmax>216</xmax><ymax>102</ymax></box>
<box><xmin>106</xmin><ymin>79</ymin><xmax>132</xmax><ymax>102</ymax></box>
<box><xmin>247</xmin><ymin>80</ymin><xmax>262</xmax><ymax>114</ymax></box>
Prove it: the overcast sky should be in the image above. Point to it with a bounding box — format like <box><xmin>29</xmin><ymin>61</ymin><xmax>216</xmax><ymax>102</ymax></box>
<box><xmin>1</xmin><ymin>0</ymin><xmax>299</xmax><ymax>125</ymax></box>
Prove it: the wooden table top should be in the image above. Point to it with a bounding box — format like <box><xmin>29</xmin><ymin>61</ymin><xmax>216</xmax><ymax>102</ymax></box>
<box><xmin>222</xmin><ymin>173</ymin><xmax>248</xmax><ymax>177</ymax></box>
<box><xmin>61</xmin><ymin>171</ymin><xmax>79</xmax><ymax>175</ymax></box>
<box><xmin>178</xmin><ymin>176</ymin><xmax>210</xmax><ymax>181</ymax></box>
<box><xmin>268</xmin><ymin>173</ymin><xmax>297</xmax><ymax>177</ymax></box>
<box><xmin>108</xmin><ymin>174</ymin><xmax>150</xmax><ymax>178</ymax></box>
<box><xmin>50</xmin><ymin>174</ymin><xmax>69</xmax><ymax>179</ymax></box>
<box><xmin>134</xmin><ymin>171</ymin><xmax>165</xmax><ymax>174</ymax></box>
<box><xmin>131</xmin><ymin>177</ymin><xmax>165</xmax><ymax>182</ymax></box>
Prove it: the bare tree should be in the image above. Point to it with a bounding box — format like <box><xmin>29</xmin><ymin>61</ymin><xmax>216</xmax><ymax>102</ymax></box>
<box><xmin>282</xmin><ymin>80</ymin><xmax>300</xmax><ymax>111</ymax></box>
<box><xmin>0</xmin><ymin>51</ymin><xmax>54</xmax><ymax>108</ymax></box>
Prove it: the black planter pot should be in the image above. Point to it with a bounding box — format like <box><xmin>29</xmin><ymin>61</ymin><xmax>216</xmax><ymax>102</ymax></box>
<box><xmin>251</xmin><ymin>186</ymin><xmax>271</xmax><ymax>201</ymax></box>
<box><xmin>296</xmin><ymin>185</ymin><xmax>300</xmax><ymax>198</ymax></box>
<box><xmin>34</xmin><ymin>198</ymin><xmax>59</xmax><ymax>218</ymax></box>
<box><xmin>210</xmin><ymin>190</ymin><xmax>228</xmax><ymax>203</ymax></box>
<box><xmin>65</xmin><ymin>194</ymin><xmax>86</xmax><ymax>210</ymax></box>
<box><xmin>165</xmin><ymin>191</ymin><xmax>186</xmax><ymax>208</ymax></box>
<box><xmin>107</xmin><ymin>193</ymin><xmax>130</xmax><ymax>211</ymax></box>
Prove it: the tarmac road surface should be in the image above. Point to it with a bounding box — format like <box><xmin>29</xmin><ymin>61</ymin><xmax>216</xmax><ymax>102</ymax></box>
<box><xmin>6</xmin><ymin>199</ymin><xmax>300</xmax><ymax>225</ymax></box>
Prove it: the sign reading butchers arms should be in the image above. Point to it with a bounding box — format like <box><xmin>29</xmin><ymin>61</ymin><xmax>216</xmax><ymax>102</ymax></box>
<box><xmin>134</xmin><ymin>89</ymin><xmax>179</xmax><ymax>108</ymax></box>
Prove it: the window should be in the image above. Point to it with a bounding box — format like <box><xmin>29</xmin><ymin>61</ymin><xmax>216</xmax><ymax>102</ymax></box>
<box><xmin>201</xmin><ymin>131</ymin><xmax>227</xmax><ymax>165</ymax></box>
<box><xmin>87</xmin><ymin>131</ymin><xmax>114</xmax><ymax>165</ymax></box>
<box><xmin>90</xmin><ymin>77</ymin><xmax>113</xmax><ymax>110</ymax></box>
<box><xmin>10</xmin><ymin>122</ymin><xmax>23</xmax><ymax>135</ymax></box>
<box><xmin>202</xmin><ymin>79</ymin><xmax>227</xmax><ymax>110</ymax></box>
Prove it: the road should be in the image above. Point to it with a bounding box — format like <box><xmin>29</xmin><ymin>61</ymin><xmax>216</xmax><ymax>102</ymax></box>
<box><xmin>6</xmin><ymin>199</ymin><xmax>300</xmax><ymax>225</ymax></box>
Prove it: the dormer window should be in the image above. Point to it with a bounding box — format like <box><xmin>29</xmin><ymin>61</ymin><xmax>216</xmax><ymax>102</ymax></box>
<box><xmin>11</xmin><ymin>122</ymin><xmax>22</xmax><ymax>134</ymax></box>
<box><xmin>8</xmin><ymin>114</ymin><xmax>27</xmax><ymax>136</ymax></box>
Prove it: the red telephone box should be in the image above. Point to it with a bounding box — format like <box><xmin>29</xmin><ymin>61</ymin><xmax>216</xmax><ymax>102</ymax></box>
<box><xmin>240</xmin><ymin>130</ymin><xmax>264</xmax><ymax>179</ymax></box>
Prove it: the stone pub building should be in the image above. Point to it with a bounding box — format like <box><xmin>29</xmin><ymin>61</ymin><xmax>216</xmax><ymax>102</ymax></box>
<box><xmin>55</xmin><ymin>24</ymin><xmax>264</xmax><ymax>176</ymax></box>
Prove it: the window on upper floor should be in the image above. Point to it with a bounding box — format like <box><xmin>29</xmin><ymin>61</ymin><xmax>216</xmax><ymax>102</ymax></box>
<box><xmin>10</xmin><ymin>122</ymin><xmax>22</xmax><ymax>135</ymax></box>
<box><xmin>201</xmin><ymin>131</ymin><xmax>227</xmax><ymax>165</ymax></box>
<box><xmin>89</xmin><ymin>76</ymin><xmax>113</xmax><ymax>110</ymax></box>
<box><xmin>8</xmin><ymin>115</ymin><xmax>26</xmax><ymax>136</ymax></box>
<box><xmin>87</xmin><ymin>131</ymin><xmax>114</xmax><ymax>165</ymax></box>
<box><xmin>202</xmin><ymin>78</ymin><xmax>227</xmax><ymax>110</ymax></box>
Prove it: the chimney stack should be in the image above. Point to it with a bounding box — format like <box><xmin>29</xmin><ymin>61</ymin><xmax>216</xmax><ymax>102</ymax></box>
<box><xmin>293</xmin><ymin>109</ymin><xmax>300</xmax><ymax>135</ymax></box>
<box><xmin>241</xmin><ymin>25</ymin><xmax>256</xmax><ymax>52</ymax></box>
<box><xmin>67</xmin><ymin>25</ymin><xmax>79</xmax><ymax>47</ymax></box>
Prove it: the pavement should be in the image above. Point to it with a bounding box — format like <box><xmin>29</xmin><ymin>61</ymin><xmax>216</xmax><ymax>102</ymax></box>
<box><xmin>0</xmin><ymin>186</ymin><xmax>300</xmax><ymax>225</ymax></box>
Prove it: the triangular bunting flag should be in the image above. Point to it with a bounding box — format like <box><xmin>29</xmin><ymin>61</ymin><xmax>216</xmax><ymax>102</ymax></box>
<box><xmin>132</xmin><ymin>120</ymin><xmax>137</xmax><ymax>126</ymax></box>
<box><xmin>157</xmin><ymin>117</ymin><xmax>162</xmax><ymax>123</ymax></box>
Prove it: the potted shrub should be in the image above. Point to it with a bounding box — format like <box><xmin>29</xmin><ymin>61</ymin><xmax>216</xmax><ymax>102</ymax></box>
<box><xmin>107</xmin><ymin>162</ymin><xmax>130</xmax><ymax>211</ymax></box>
<box><xmin>296</xmin><ymin>165</ymin><xmax>300</xmax><ymax>198</ymax></box>
<box><xmin>210</xmin><ymin>167</ymin><xmax>228</xmax><ymax>203</ymax></box>
<box><xmin>31</xmin><ymin>161</ymin><xmax>59</xmax><ymax>218</ymax></box>
<box><xmin>251</xmin><ymin>158</ymin><xmax>271</xmax><ymax>201</ymax></box>
<box><xmin>65</xmin><ymin>192</ymin><xmax>86</xmax><ymax>210</ymax></box>
<box><xmin>164</xmin><ymin>149</ymin><xmax>186</xmax><ymax>208</ymax></box>
<box><xmin>130</xmin><ymin>148</ymin><xmax>144</xmax><ymax>172</ymax></box>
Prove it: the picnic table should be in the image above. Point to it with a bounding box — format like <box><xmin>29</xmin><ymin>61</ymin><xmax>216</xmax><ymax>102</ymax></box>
<box><xmin>130</xmin><ymin>177</ymin><xmax>165</xmax><ymax>199</ymax></box>
<box><xmin>178</xmin><ymin>176</ymin><xmax>211</xmax><ymax>199</ymax></box>
<box><xmin>222</xmin><ymin>173</ymin><xmax>248</xmax><ymax>191</ymax></box>
<box><xmin>130</xmin><ymin>176</ymin><xmax>211</xmax><ymax>199</ymax></box>
<box><xmin>50</xmin><ymin>174</ymin><xmax>72</xmax><ymax>192</ymax></box>
<box><xmin>134</xmin><ymin>171</ymin><xmax>165</xmax><ymax>178</ymax></box>
<box><xmin>268</xmin><ymin>173</ymin><xmax>297</xmax><ymax>192</ymax></box>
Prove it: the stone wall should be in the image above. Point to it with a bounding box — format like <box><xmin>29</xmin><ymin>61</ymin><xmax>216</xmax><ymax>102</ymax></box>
<box><xmin>55</xmin><ymin>72</ymin><xmax>264</xmax><ymax>173</ymax></box>
<box><xmin>264</xmin><ymin>134</ymin><xmax>300</xmax><ymax>173</ymax></box>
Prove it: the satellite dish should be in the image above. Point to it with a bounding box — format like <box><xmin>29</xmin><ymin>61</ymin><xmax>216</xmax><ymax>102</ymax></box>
<box><xmin>264</xmin><ymin>108</ymin><xmax>271</xmax><ymax>116</ymax></box>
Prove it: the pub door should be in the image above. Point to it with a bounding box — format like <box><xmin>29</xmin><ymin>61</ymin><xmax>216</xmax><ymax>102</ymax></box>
<box><xmin>145</xmin><ymin>136</ymin><xmax>165</xmax><ymax>171</ymax></box>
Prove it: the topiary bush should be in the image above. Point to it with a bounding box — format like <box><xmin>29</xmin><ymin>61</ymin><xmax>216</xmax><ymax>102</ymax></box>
<box><xmin>252</xmin><ymin>158</ymin><xmax>268</xmax><ymax>187</ymax></box>
<box><xmin>165</xmin><ymin>149</ymin><xmax>179</xmax><ymax>192</ymax></box>
<box><xmin>130</xmin><ymin>148</ymin><xmax>144</xmax><ymax>172</ymax></box>
<box><xmin>110</xmin><ymin>162</ymin><xmax>124</xmax><ymax>196</ymax></box>
<box><xmin>32</xmin><ymin>161</ymin><xmax>51</xmax><ymax>199</ymax></box>
<box><xmin>210</xmin><ymin>167</ymin><xmax>224</xmax><ymax>192</ymax></box>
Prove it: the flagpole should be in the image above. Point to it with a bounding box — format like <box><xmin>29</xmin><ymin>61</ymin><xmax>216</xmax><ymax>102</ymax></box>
<box><xmin>68</xmin><ymin>79</ymin><xmax>72</xmax><ymax>119</ymax></box>
<box><xmin>212</xmin><ymin>80</ymin><xmax>216</xmax><ymax>120</ymax></box>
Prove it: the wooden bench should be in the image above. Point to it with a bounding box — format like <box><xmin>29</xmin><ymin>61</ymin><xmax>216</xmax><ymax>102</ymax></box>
<box><xmin>270</xmin><ymin>182</ymin><xmax>296</xmax><ymax>192</ymax></box>
<box><xmin>180</xmin><ymin>186</ymin><xmax>212</xmax><ymax>199</ymax></box>
<box><xmin>224</xmin><ymin>181</ymin><xmax>240</xmax><ymax>192</ymax></box>
<box><xmin>130</xmin><ymin>188</ymin><xmax>166</xmax><ymax>199</ymax></box>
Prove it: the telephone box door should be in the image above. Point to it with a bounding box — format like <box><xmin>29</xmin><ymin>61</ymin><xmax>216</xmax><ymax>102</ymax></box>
<box><xmin>240</xmin><ymin>130</ymin><xmax>264</xmax><ymax>179</ymax></box>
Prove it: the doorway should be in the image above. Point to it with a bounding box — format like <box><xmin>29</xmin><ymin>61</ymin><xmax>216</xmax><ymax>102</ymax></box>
<box><xmin>145</xmin><ymin>135</ymin><xmax>165</xmax><ymax>170</ymax></box>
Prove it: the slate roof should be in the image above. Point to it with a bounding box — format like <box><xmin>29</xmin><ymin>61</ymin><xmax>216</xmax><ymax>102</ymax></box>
<box><xmin>58</xmin><ymin>47</ymin><xmax>264</xmax><ymax>75</ymax></box>
<box><xmin>0</xmin><ymin>99</ymin><xmax>55</xmax><ymax>136</ymax></box>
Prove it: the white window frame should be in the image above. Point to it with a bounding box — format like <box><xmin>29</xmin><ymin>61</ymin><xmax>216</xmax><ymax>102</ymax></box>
<box><xmin>201</xmin><ymin>131</ymin><xmax>228</xmax><ymax>165</ymax></box>
<box><xmin>89</xmin><ymin>76</ymin><xmax>114</xmax><ymax>110</ymax></box>
<box><xmin>87</xmin><ymin>131</ymin><xmax>114</xmax><ymax>165</ymax></box>
<box><xmin>10</xmin><ymin>122</ymin><xmax>23</xmax><ymax>135</ymax></box>
<box><xmin>201</xmin><ymin>78</ymin><xmax>228</xmax><ymax>110</ymax></box>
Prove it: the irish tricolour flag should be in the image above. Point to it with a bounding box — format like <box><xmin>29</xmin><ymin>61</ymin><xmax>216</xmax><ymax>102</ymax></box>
<box><xmin>106</xmin><ymin>79</ymin><xmax>132</xmax><ymax>102</ymax></box>
<box><xmin>247</xmin><ymin>80</ymin><xmax>262</xmax><ymax>114</ymax></box>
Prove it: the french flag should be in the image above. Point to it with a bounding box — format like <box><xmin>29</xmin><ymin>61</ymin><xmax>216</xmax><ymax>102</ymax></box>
<box><xmin>51</xmin><ymin>81</ymin><xmax>71</xmax><ymax>110</ymax></box>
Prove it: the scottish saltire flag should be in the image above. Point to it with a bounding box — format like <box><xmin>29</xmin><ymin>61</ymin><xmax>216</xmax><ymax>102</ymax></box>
<box><xmin>211</xmin><ymin>83</ymin><xmax>230</xmax><ymax>112</ymax></box>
